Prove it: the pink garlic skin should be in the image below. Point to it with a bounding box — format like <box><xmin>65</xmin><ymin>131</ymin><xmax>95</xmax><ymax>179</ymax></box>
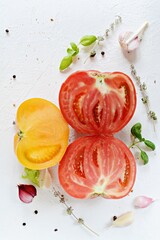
<box><xmin>18</xmin><ymin>184</ymin><xmax>37</xmax><ymax>204</ymax></box>
<box><xmin>134</xmin><ymin>196</ymin><xmax>154</xmax><ymax>208</ymax></box>
<box><xmin>119</xmin><ymin>32</ymin><xmax>140</xmax><ymax>52</ymax></box>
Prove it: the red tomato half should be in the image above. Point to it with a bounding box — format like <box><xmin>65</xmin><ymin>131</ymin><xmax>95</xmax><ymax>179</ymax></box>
<box><xmin>59</xmin><ymin>70</ymin><xmax>136</xmax><ymax>135</ymax></box>
<box><xmin>58</xmin><ymin>136</ymin><xmax>136</xmax><ymax>199</ymax></box>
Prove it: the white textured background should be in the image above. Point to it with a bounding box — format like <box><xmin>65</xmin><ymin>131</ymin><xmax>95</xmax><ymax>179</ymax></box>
<box><xmin>0</xmin><ymin>0</ymin><xmax>160</xmax><ymax>239</ymax></box>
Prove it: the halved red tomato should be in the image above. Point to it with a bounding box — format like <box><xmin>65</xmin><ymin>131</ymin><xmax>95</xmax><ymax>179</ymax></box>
<box><xmin>59</xmin><ymin>70</ymin><xmax>136</xmax><ymax>135</ymax></box>
<box><xmin>58</xmin><ymin>135</ymin><xmax>136</xmax><ymax>199</ymax></box>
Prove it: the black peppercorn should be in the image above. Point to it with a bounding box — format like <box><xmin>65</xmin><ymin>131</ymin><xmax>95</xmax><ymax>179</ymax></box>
<box><xmin>5</xmin><ymin>29</ymin><xmax>9</xmax><ymax>33</ymax></box>
<box><xmin>22</xmin><ymin>222</ymin><xmax>26</xmax><ymax>226</ymax></box>
<box><xmin>113</xmin><ymin>216</ymin><xmax>117</xmax><ymax>221</ymax></box>
<box><xmin>54</xmin><ymin>228</ymin><xmax>58</xmax><ymax>232</ymax></box>
<box><xmin>34</xmin><ymin>210</ymin><xmax>38</xmax><ymax>214</ymax></box>
<box><xmin>101</xmin><ymin>51</ymin><xmax>105</xmax><ymax>56</ymax></box>
<box><xmin>13</xmin><ymin>75</ymin><xmax>16</xmax><ymax>79</ymax></box>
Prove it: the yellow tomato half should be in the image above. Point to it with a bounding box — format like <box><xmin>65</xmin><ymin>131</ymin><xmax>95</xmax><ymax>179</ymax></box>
<box><xmin>14</xmin><ymin>98</ymin><xmax>69</xmax><ymax>170</ymax></box>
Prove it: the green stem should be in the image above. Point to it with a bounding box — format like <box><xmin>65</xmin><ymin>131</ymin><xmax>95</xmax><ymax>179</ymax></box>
<box><xmin>52</xmin><ymin>187</ymin><xmax>99</xmax><ymax>237</ymax></box>
<box><xmin>134</xmin><ymin>144</ymin><xmax>142</xmax><ymax>151</ymax></box>
<box><xmin>129</xmin><ymin>141</ymin><xmax>141</xmax><ymax>149</ymax></box>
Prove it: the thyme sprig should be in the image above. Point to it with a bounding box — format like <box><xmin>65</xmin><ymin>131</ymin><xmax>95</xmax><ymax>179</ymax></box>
<box><xmin>129</xmin><ymin>122</ymin><xmax>155</xmax><ymax>164</ymax></box>
<box><xmin>130</xmin><ymin>64</ymin><xmax>157</xmax><ymax>127</ymax></box>
<box><xmin>59</xmin><ymin>15</ymin><xmax>122</xmax><ymax>71</ymax></box>
<box><xmin>52</xmin><ymin>187</ymin><xmax>99</xmax><ymax>236</ymax></box>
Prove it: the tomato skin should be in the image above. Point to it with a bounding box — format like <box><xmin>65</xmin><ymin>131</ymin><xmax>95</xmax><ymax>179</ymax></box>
<box><xmin>58</xmin><ymin>136</ymin><xmax>136</xmax><ymax>199</ymax></box>
<box><xmin>59</xmin><ymin>70</ymin><xmax>136</xmax><ymax>135</ymax></box>
<box><xmin>14</xmin><ymin>98</ymin><xmax>69</xmax><ymax>170</ymax></box>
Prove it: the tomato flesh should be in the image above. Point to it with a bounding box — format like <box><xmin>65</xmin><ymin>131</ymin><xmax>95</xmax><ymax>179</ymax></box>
<box><xmin>59</xmin><ymin>71</ymin><xmax>136</xmax><ymax>135</ymax></box>
<box><xmin>58</xmin><ymin>136</ymin><xmax>136</xmax><ymax>199</ymax></box>
<box><xmin>14</xmin><ymin>98</ymin><xmax>69</xmax><ymax>170</ymax></box>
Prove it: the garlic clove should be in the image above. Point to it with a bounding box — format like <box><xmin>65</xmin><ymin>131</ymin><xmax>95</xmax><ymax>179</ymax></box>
<box><xmin>18</xmin><ymin>184</ymin><xmax>37</xmax><ymax>203</ymax></box>
<box><xmin>112</xmin><ymin>211</ymin><xmax>134</xmax><ymax>227</ymax></box>
<box><xmin>39</xmin><ymin>168</ymin><xmax>54</xmax><ymax>188</ymax></box>
<box><xmin>119</xmin><ymin>32</ymin><xmax>140</xmax><ymax>52</ymax></box>
<box><xmin>119</xmin><ymin>22</ymin><xmax>148</xmax><ymax>53</ymax></box>
<box><xmin>134</xmin><ymin>196</ymin><xmax>154</xmax><ymax>208</ymax></box>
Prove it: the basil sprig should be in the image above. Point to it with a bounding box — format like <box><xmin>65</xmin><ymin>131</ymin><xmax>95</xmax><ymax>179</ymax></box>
<box><xmin>130</xmin><ymin>122</ymin><xmax>155</xmax><ymax>165</ymax></box>
<box><xmin>60</xmin><ymin>42</ymin><xmax>79</xmax><ymax>71</ymax></box>
<box><xmin>59</xmin><ymin>35</ymin><xmax>98</xmax><ymax>71</ymax></box>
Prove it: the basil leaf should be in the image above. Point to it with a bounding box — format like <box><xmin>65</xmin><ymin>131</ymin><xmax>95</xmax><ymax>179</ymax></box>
<box><xmin>140</xmin><ymin>150</ymin><xmax>149</xmax><ymax>165</ymax></box>
<box><xmin>131</xmin><ymin>122</ymin><xmax>142</xmax><ymax>141</ymax></box>
<box><xmin>67</xmin><ymin>48</ymin><xmax>76</xmax><ymax>56</ymax></box>
<box><xmin>67</xmin><ymin>43</ymin><xmax>79</xmax><ymax>57</ymax></box>
<box><xmin>59</xmin><ymin>55</ymin><xmax>72</xmax><ymax>71</ymax></box>
<box><xmin>70</xmin><ymin>42</ymin><xmax>79</xmax><ymax>54</ymax></box>
<box><xmin>80</xmin><ymin>35</ymin><xmax>97</xmax><ymax>46</ymax></box>
<box><xmin>22</xmin><ymin>168</ymin><xmax>40</xmax><ymax>186</ymax></box>
<box><xmin>144</xmin><ymin>140</ymin><xmax>155</xmax><ymax>150</ymax></box>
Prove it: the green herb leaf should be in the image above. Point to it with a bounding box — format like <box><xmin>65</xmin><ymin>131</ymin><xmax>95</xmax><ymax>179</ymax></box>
<box><xmin>67</xmin><ymin>48</ymin><xmax>76</xmax><ymax>56</ymax></box>
<box><xmin>22</xmin><ymin>168</ymin><xmax>40</xmax><ymax>186</ymax></box>
<box><xmin>59</xmin><ymin>55</ymin><xmax>73</xmax><ymax>71</ymax></box>
<box><xmin>80</xmin><ymin>35</ymin><xmax>97</xmax><ymax>46</ymax></box>
<box><xmin>70</xmin><ymin>42</ymin><xmax>79</xmax><ymax>55</ymax></box>
<box><xmin>140</xmin><ymin>150</ymin><xmax>149</xmax><ymax>165</ymax></box>
<box><xmin>131</xmin><ymin>122</ymin><xmax>142</xmax><ymax>141</ymax></box>
<box><xmin>67</xmin><ymin>43</ymin><xmax>79</xmax><ymax>57</ymax></box>
<box><xmin>144</xmin><ymin>140</ymin><xmax>155</xmax><ymax>150</ymax></box>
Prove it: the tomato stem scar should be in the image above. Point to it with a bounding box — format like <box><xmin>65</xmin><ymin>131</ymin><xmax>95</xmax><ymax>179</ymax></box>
<box><xmin>18</xmin><ymin>130</ymin><xmax>24</xmax><ymax>140</ymax></box>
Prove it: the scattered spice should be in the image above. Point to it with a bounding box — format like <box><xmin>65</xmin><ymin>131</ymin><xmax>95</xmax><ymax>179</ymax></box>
<box><xmin>54</xmin><ymin>228</ymin><xmax>58</xmax><ymax>232</ymax></box>
<box><xmin>13</xmin><ymin>75</ymin><xmax>16</xmax><ymax>79</ymax></box>
<box><xmin>22</xmin><ymin>222</ymin><xmax>26</xmax><ymax>226</ymax></box>
<box><xmin>5</xmin><ymin>29</ymin><xmax>9</xmax><ymax>33</ymax></box>
<box><xmin>12</xmin><ymin>121</ymin><xmax>16</xmax><ymax>125</ymax></box>
<box><xmin>113</xmin><ymin>216</ymin><xmax>117</xmax><ymax>221</ymax></box>
<box><xmin>101</xmin><ymin>51</ymin><xmax>105</xmax><ymax>56</ymax></box>
<box><xmin>13</xmin><ymin>104</ymin><xmax>16</xmax><ymax>107</ymax></box>
<box><xmin>50</xmin><ymin>18</ymin><xmax>54</xmax><ymax>22</ymax></box>
<box><xmin>34</xmin><ymin>210</ymin><xmax>38</xmax><ymax>214</ymax></box>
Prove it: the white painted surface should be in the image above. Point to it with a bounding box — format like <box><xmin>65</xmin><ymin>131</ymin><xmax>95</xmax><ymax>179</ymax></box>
<box><xmin>0</xmin><ymin>0</ymin><xmax>160</xmax><ymax>239</ymax></box>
